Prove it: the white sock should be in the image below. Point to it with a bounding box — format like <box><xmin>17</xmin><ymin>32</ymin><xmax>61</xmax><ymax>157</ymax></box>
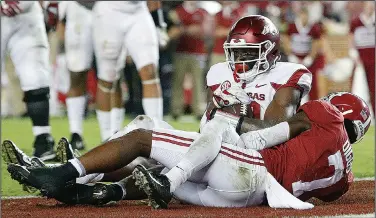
<box><xmin>66</xmin><ymin>96</ymin><xmax>86</xmax><ymax>135</ymax></box>
<box><xmin>111</xmin><ymin>107</ymin><xmax>125</xmax><ymax>134</ymax></box>
<box><xmin>165</xmin><ymin>162</ymin><xmax>193</xmax><ymax>192</ymax></box>
<box><xmin>32</xmin><ymin>126</ymin><xmax>51</xmax><ymax>136</ymax></box>
<box><xmin>142</xmin><ymin>97</ymin><xmax>163</xmax><ymax>120</ymax></box>
<box><xmin>69</xmin><ymin>158</ymin><xmax>86</xmax><ymax>177</ymax></box>
<box><xmin>96</xmin><ymin>110</ymin><xmax>112</xmax><ymax>141</ymax></box>
<box><xmin>76</xmin><ymin>173</ymin><xmax>104</xmax><ymax>184</ymax></box>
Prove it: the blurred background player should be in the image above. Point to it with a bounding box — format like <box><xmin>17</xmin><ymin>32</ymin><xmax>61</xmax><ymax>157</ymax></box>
<box><xmin>349</xmin><ymin>1</ymin><xmax>375</xmax><ymax>114</ymax></box>
<box><xmin>170</xmin><ymin>1</ymin><xmax>209</xmax><ymax>120</ymax></box>
<box><xmin>282</xmin><ymin>4</ymin><xmax>325</xmax><ymax>101</ymax></box>
<box><xmin>55</xmin><ymin>1</ymin><xmax>96</xmax><ymax>150</ymax></box>
<box><xmin>209</xmin><ymin>1</ymin><xmax>244</xmax><ymax>66</ymax></box>
<box><xmin>1</xmin><ymin>1</ymin><xmax>55</xmax><ymax>160</ymax></box>
<box><xmin>92</xmin><ymin>1</ymin><xmax>162</xmax><ymax>141</ymax></box>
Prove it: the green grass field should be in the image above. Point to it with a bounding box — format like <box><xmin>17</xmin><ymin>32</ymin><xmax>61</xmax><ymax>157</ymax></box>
<box><xmin>1</xmin><ymin>117</ymin><xmax>374</xmax><ymax>197</ymax></box>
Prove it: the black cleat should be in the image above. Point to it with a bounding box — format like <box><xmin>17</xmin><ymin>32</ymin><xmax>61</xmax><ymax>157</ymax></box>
<box><xmin>70</xmin><ymin>133</ymin><xmax>85</xmax><ymax>151</ymax></box>
<box><xmin>2</xmin><ymin>140</ymin><xmax>44</xmax><ymax>193</ymax></box>
<box><xmin>56</xmin><ymin>138</ymin><xmax>80</xmax><ymax>164</ymax></box>
<box><xmin>33</xmin><ymin>134</ymin><xmax>56</xmax><ymax>161</ymax></box>
<box><xmin>30</xmin><ymin>157</ymin><xmax>46</xmax><ymax>168</ymax></box>
<box><xmin>132</xmin><ymin>165</ymin><xmax>172</xmax><ymax>209</ymax></box>
<box><xmin>7</xmin><ymin>163</ymin><xmax>76</xmax><ymax>198</ymax></box>
<box><xmin>54</xmin><ymin>183</ymin><xmax>123</xmax><ymax>206</ymax></box>
<box><xmin>2</xmin><ymin>140</ymin><xmax>33</xmax><ymax>167</ymax></box>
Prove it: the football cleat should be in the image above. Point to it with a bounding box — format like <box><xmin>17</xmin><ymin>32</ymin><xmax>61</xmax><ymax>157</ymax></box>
<box><xmin>2</xmin><ymin>140</ymin><xmax>44</xmax><ymax>193</ymax></box>
<box><xmin>132</xmin><ymin>164</ymin><xmax>172</xmax><ymax>209</ymax></box>
<box><xmin>7</xmin><ymin>163</ymin><xmax>76</xmax><ymax>198</ymax></box>
<box><xmin>56</xmin><ymin>137</ymin><xmax>81</xmax><ymax>164</ymax></box>
<box><xmin>32</xmin><ymin>133</ymin><xmax>56</xmax><ymax>161</ymax></box>
<box><xmin>54</xmin><ymin>183</ymin><xmax>123</xmax><ymax>206</ymax></box>
<box><xmin>70</xmin><ymin>133</ymin><xmax>85</xmax><ymax>151</ymax></box>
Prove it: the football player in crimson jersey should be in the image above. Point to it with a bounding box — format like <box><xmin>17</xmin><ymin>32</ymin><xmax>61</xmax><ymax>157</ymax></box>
<box><xmin>5</xmin><ymin>92</ymin><xmax>370</xmax><ymax>209</ymax></box>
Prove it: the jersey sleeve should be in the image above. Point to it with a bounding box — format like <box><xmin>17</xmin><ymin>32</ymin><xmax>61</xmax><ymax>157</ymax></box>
<box><xmin>298</xmin><ymin>100</ymin><xmax>344</xmax><ymax>125</ymax></box>
<box><xmin>311</xmin><ymin>24</ymin><xmax>322</xmax><ymax>39</ymax></box>
<box><xmin>286</xmin><ymin>23</ymin><xmax>294</xmax><ymax>36</ymax></box>
<box><xmin>206</xmin><ymin>63</ymin><xmax>231</xmax><ymax>91</ymax></box>
<box><xmin>280</xmin><ymin>68</ymin><xmax>312</xmax><ymax>97</ymax></box>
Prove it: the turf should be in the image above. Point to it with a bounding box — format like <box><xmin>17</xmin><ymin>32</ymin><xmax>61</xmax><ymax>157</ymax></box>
<box><xmin>1</xmin><ymin>116</ymin><xmax>374</xmax><ymax>196</ymax></box>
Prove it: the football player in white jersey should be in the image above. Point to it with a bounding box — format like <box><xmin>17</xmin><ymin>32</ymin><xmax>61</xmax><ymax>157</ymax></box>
<box><xmin>1</xmin><ymin>1</ymin><xmax>56</xmax><ymax>160</ymax></box>
<box><xmin>92</xmin><ymin>1</ymin><xmax>162</xmax><ymax>141</ymax></box>
<box><xmin>134</xmin><ymin>15</ymin><xmax>313</xmax><ymax>205</ymax></box>
<box><xmin>55</xmin><ymin>1</ymin><xmax>95</xmax><ymax>151</ymax></box>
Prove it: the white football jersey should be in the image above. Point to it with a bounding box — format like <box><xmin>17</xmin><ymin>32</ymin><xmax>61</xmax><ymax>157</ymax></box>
<box><xmin>200</xmin><ymin>62</ymin><xmax>312</xmax><ymax>129</ymax></box>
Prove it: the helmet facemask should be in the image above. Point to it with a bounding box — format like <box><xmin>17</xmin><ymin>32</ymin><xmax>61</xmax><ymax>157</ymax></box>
<box><xmin>224</xmin><ymin>40</ymin><xmax>275</xmax><ymax>82</ymax></box>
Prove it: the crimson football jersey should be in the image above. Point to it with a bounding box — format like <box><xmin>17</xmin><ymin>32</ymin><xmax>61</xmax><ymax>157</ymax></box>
<box><xmin>260</xmin><ymin>100</ymin><xmax>353</xmax><ymax>201</ymax></box>
<box><xmin>175</xmin><ymin>5</ymin><xmax>208</xmax><ymax>54</ymax></box>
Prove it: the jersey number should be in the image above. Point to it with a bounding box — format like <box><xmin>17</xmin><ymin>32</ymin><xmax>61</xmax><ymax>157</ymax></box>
<box><xmin>291</xmin><ymin>150</ymin><xmax>345</xmax><ymax>197</ymax></box>
<box><xmin>250</xmin><ymin>101</ymin><xmax>261</xmax><ymax>119</ymax></box>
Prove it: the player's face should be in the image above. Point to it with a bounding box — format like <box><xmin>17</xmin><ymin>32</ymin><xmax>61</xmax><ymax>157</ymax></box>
<box><xmin>229</xmin><ymin>48</ymin><xmax>260</xmax><ymax>73</ymax></box>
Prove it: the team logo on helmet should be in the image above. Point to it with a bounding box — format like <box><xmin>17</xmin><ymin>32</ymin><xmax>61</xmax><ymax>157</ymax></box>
<box><xmin>261</xmin><ymin>24</ymin><xmax>279</xmax><ymax>36</ymax></box>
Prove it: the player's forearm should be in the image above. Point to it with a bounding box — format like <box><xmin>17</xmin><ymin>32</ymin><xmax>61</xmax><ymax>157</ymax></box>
<box><xmin>238</xmin><ymin>117</ymin><xmax>278</xmax><ymax>133</ymax></box>
<box><xmin>238</xmin><ymin>111</ymin><xmax>310</xmax><ymax>150</ymax></box>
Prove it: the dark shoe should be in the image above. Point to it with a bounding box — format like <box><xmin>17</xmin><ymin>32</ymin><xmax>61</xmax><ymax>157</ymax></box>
<box><xmin>2</xmin><ymin>140</ymin><xmax>33</xmax><ymax>167</ymax></box>
<box><xmin>33</xmin><ymin>134</ymin><xmax>56</xmax><ymax>161</ymax></box>
<box><xmin>7</xmin><ymin>163</ymin><xmax>77</xmax><ymax>198</ymax></box>
<box><xmin>2</xmin><ymin>140</ymin><xmax>42</xmax><ymax>193</ymax></box>
<box><xmin>133</xmin><ymin>164</ymin><xmax>172</xmax><ymax>209</ymax></box>
<box><xmin>70</xmin><ymin>133</ymin><xmax>85</xmax><ymax>151</ymax></box>
<box><xmin>54</xmin><ymin>183</ymin><xmax>123</xmax><ymax>206</ymax></box>
<box><xmin>56</xmin><ymin>138</ymin><xmax>80</xmax><ymax>164</ymax></box>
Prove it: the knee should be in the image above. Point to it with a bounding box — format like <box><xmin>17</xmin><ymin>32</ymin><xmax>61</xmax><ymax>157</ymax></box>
<box><xmin>69</xmin><ymin>72</ymin><xmax>87</xmax><ymax>89</ymax></box>
<box><xmin>139</xmin><ymin>64</ymin><xmax>159</xmax><ymax>82</ymax></box>
<box><xmin>97</xmin><ymin>79</ymin><xmax>115</xmax><ymax>93</ymax></box>
<box><xmin>126</xmin><ymin>128</ymin><xmax>152</xmax><ymax>156</ymax></box>
<box><xmin>23</xmin><ymin>87</ymin><xmax>50</xmax><ymax>103</ymax></box>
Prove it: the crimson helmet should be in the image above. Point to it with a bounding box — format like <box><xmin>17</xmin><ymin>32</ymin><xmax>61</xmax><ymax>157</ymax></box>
<box><xmin>322</xmin><ymin>92</ymin><xmax>372</xmax><ymax>144</ymax></box>
<box><xmin>224</xmin><ymin>15</ymin><xmax>280</xmax><ymax>82</ymax></box>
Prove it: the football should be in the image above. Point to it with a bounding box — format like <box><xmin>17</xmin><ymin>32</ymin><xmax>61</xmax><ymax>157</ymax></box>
<box><xmin>206</xmin><ymin>101</ymin><xmax>253</xmax><ymax>119</ymax></box>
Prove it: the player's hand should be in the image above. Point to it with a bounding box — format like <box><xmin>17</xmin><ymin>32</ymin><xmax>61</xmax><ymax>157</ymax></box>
<box><xmin>157</xmin><ymin>27</ymin><xmax>169</xmax><ymax>49</ymax></box>
<box><xmin>1</xmin><ymin>0</ymin><xmax>22</xmax><ymax>17</ymax></box>
<box><xmin>287</xmin><ymin>54</ymin><xmax>300</xmax><ymax>64</ymax></box>
<box><xmin>212</xmin><ymin>81</ymin><xmax>251</xmax><ymax>108</ymax></box>
<box><xmin>302</xmin><ymin>56</ymin><xmax>313</xmax><ymax>67</ymax></box>
<box><xmin>45</xmin><ymin>2</ymin><xmax>59</xmax><ymax>31</ymax></box>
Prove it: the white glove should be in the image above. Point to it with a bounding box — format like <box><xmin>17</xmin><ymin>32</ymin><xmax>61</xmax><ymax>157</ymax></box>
<box><xmin>287</xmin><ymin>54</ymin><xmax>300</xmax><ymax>64</ymax></box>
<box><xmin>302</xmin><ymin>56</ymin><xmax>313</xmax><ymax>67</ymax></box>
<box><xmin>157</xmin><ymin>27</ymin><xmax>169</xmax><ymax>49</ymax></box>
<box><xmin>212</xmin><ymin>81</ymin><xmax>251</xmax><ymax>108</ymax></box>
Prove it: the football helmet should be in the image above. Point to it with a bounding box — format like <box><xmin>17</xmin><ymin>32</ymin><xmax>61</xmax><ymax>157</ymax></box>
<box><xmin>322</xmin><ymin>92</ymin><xmax>372</xmax><ymax>144</ymax></box>
<box><xmin>224</xmin><ymin>15</ymin><xmax>281</xmax><ymax>82</ymax></box>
